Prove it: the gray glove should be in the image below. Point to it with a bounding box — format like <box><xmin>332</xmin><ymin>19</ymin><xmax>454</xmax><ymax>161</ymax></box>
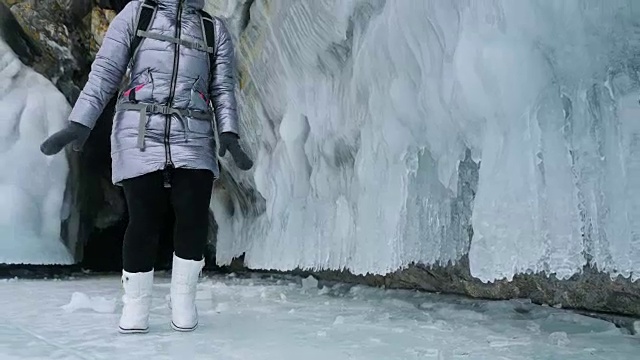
<box><xmin>40</xmin><ymin>121</ymin><xmax>91</xmax><ymax>155</ymax></box>
<box><xmin>218</xmin><ymin>132</ymin><xmax>253</xmax><ymax>170</ymax></box>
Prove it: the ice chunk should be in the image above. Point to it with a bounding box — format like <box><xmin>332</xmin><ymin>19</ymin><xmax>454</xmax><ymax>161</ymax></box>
<box><xmin>61</xmin><ymin>292</ymin><xmax>115</xmax><ymax>313</ymax></box>
<box><xmin>0</xmin><ymin>37</ymin><xmax>72</xmax><ymax>265</ymax></box>
<box><xmin>549</xmin><ymin>332</ymin><xmax>571</xmax><ymax>346</ymax></box>
<box><xmin>318</xmin><ymin>286</ymin><xmax>330</xmax><ymax>295</ymax></box>
<box><xmin>214</xmin><ymin>302</ymin><xmax>229</xmax><ymax>313</ymax></box>
<box><xmin>301</xmin><ymin>275</ymin><xmax>318</xmax><ymax>290</ymax></box>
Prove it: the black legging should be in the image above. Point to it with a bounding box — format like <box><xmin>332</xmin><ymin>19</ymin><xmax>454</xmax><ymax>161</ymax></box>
<box><xmin>121</xmin><ymin>168</ymin><xmax>214</xmax><ymax>273</ymax></box>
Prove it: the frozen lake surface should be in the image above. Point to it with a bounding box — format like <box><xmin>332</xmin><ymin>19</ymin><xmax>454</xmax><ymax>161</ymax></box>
<box><xmin>0</xmin><ymin>273</ymin><xmax>637</xmax><ymax>359</ymax></box>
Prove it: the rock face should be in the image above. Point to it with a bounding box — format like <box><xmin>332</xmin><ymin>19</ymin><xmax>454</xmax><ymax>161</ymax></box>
<box><xmin>307</xmin><ymin>259</ymin><xmax>640</xmax><ymax>318</ymax></box>
<box><xmin>5</xmin><ymin>0</ymin><xmax>93</xmax><ymax>104</ymax></box>
<box><xmin>205</xmin><ymin>0</ymin><xmax>640</xmax><ymax>318</ymax></box>
<box><xmin>0</xmin><ymin>1</ymin><xmax>41</xmax><ymax>64</ymax></box>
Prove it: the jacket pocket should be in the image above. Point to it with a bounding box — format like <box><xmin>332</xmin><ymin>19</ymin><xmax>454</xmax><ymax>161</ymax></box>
<box><xmin>186</xmin><ymin>118</ymin><xmax>214</xmax><ymax>135</ymax></box>
<box><xmin>122</xmin><ymin>68</ymin><xmax>154</xmax><ymax>102</ymax></box>
<box><xmin>188</xmin><ymin>77</ymin><xmax>209</xmax><ymax>112</ymax></box>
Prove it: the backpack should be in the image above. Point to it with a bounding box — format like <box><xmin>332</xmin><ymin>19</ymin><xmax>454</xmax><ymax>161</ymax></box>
<box><xmin>128</xmin><ymin>0</ymin><xmax>217</xmax><ymax>86</ymax></box>
<box><xmin>115</xmin><ymin>0</ymin><xmax>222</xmax><ymax>153</ymax></box>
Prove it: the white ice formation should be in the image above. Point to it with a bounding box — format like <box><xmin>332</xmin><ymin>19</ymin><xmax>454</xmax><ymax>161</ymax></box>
<box><xmin>210</xmin><ymin>0</ymin><xmax>640</xmax><ymax>283</ymax></box>
<box><xmin>0</xmin><ymin>37</ymin><xmax>73</xmax><ymax>264</ymax></box>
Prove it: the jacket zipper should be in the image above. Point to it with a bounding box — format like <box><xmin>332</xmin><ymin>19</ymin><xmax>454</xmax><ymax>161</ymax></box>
<box><xmin>165</xmin><ymin>0</ymin><xmax>184</xmax><ymax>168</ymax></box>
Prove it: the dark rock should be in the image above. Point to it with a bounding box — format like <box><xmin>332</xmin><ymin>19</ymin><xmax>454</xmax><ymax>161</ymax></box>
<box><xmin>8</xmin><ymin>0</ymin><xmax>75</xmax><ymax>74</ymax></box>
<box><xmin>64</xmin><ymin>0</ymin><xmax>93</xmax><ymax>23</ymax></box>
<box><xmin>0</xmin><ymin>1</ymin><xmax>42</xmax><ymax>64</ymax></box>
<box><xmin>4</xmin><ymin>0</ymin><xmax>91</xmax><ymax>104</ymax></box>
<box><xmin>291</xmin><ymin>256</ymin><xmax>640</xmax><ymax>317</ymax></box>
<box><xmin>96</xmin><ymin>0</ymin><xmax>132</xmax><ymax>12</ymax></box>
<box><xmin>0</xmin><ymin>263</ymin><xmax>84</xmax><ymax>279</ymax></box>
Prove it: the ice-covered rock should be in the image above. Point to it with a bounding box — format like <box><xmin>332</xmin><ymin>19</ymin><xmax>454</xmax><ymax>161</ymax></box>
<box><xmin>0</xmin><ymin>36</ymin><xmax>73</xmax><ymax>264</ymax></box>
<box><xmin>3</xmin><ymin>0</ymin><xmax>640</xmax><ymax>318</ymax></box>
<box><xmin>211</xmin><ymin>0</ymin><xmax>640</xmax><ymax>284</ymax></box>
<box><xmin>198</xmin><ymin>0</ymin><xmax>640</xmax><ymax>316</ymax></box>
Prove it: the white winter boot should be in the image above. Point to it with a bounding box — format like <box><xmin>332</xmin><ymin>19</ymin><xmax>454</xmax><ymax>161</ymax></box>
<box><xmin>170</xmin><ymin>254</ymin><xmax>204</xmax><ymax>332</ymax></box>
<box><xmin>118</xmin><ymin>269</ymin><xmax>154</xmax><ymax>334</ymax></box>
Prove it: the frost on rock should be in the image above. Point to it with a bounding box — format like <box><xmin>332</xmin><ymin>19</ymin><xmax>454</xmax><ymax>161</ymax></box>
<box><xmin>0</xmin><ymin>37</ymin><xmax>73</xmax><ymax>264</ymax></box>
<box><xmin>212</xmin><ymin>0</ymin><xmax>640</xmax><ymax>283</ymax></box>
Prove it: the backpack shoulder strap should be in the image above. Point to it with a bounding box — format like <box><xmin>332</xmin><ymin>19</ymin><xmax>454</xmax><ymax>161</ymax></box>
<box><xmin>198</xmin><ymin>10</ymin><xmax>217</xmax><ymax>87</ymax></box>
<box><xmin>130</xmin><ymin>0</ymin><xmax>158</xmax><ymax>61</ymax></box>
<box><xmin>198</xmin><ymin>10</ymin><xmax>220</xmax><ymax>164</ymax></box>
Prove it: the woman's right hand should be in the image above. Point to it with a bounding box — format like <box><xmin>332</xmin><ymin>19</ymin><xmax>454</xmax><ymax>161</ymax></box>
<box><xmin>40</xmin><ymin>121</ymin><xmax>91</xmax><ymax>155</ymax></box>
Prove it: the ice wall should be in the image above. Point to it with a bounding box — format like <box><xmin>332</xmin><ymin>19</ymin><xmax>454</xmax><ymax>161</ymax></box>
<box><xmin>0</xmin><ymin>37</ymin><xmax>73</xmax><ymax>264</ymax></box>
<box><xmin>210</xmin><ymin>0</ymin><xmax>640</xmax><ymax>282</ymax></box>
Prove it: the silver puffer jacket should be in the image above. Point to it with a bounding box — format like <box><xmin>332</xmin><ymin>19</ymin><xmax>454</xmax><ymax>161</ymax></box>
<box><xmin>68</xmin><ymin>0</ymin><xmax>238</xmax><ymax>185</ymax></box>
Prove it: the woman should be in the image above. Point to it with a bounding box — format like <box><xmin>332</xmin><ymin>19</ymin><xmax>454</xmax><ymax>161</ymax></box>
<box><xmin>40</xmin><ymin>0</ymin><xmax>252</xmax><ymax>334</ymax></box>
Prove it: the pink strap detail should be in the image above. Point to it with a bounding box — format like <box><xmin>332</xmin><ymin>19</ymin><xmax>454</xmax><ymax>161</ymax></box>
<box><xmin>123</xmin><ymin>84</ymin><xmax>145</xmax><ymax>97</ymax></box>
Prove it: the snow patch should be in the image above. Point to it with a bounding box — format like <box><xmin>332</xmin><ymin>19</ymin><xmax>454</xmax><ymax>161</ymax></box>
<box><xmin>61</xmin><ymin>292</ymin><xmax>116</xmax><ymax>313</ymax></box>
